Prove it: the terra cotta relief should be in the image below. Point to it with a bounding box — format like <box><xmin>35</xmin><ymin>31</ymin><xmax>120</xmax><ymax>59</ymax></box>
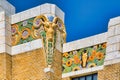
<box><xmin>11</xmin><ymin>15</ymin><xmax>66</xmax><ymax>67</ymax></box>
<box><xmin>62</xmin><ymin>43</ymin><xmax>106</xmax><ymax>73</ymax></box>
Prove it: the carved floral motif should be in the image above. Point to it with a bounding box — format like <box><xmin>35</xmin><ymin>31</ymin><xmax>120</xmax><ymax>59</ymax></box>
<box><xmin>11</xmin><ymin>15</ymin><xmax>66</xmax><ymax>67</ymax></box>
<box><xmin>62</xmin><ymin>43</ymin><xmax>106</xmax><ymax>73</ymax></box>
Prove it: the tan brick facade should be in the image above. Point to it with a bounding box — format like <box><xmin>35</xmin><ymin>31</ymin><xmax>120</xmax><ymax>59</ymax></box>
<box><xmin>0</xmin><ymin>53</ymin><xmax>12</xmax><ymax>80</ymax></box>
<box><xmin>12</xmin><ymin>48</ymin><xmax>46</xmax><ymax>80</ymax></box>
<box><xmin>52</xmin><ymin>50</ymin><xmax>62</xmax><ymax>80</ymax></box>
<box><xmin>0</xmin><ymin>48</ymin><xmax>62</xmax><ymax>80</ymax></box>
<box><xmin>0</xmin><ymin>46</ymin><xmax>119</xmax><ymax>80</ymax></box>
<box><xmin>62</xmin><ymin>77</ymin><xmax>71</xmax><ymax>80</ymax></box>
<box><xmin>98</xmin><ymin>63</ymin><xmax>120</xmax><ymax>80</ymax></box>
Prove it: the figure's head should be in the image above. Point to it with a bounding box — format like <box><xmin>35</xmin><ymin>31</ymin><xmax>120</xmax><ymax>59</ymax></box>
<box><xmin>33</xmin><ymin>15</ymin><xmax>66</xmax><ymax>42</ymax></box>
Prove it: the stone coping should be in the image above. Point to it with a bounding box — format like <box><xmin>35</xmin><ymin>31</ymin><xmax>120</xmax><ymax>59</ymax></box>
<box><xmin>63</xmin><ymin>32</ymin><xmax>107</xmax><ymax>53</ymax></box>
<box><xmin>0</xmin><ymin>0</ymin><xmax>15</xmax><ymax>15</ymax></box>
<box><xmin>62</xmin><ymin>65</ymin><xmax>104</xmax><ymax>78</ymax></box>
<box><xmin>104</xmin><ymin>56</ymin><xmax>120</xmax><ymax>66</ymax></box>
<box><xmin>11</xmin><ymin>3</ymin><xmax>64</xmax><ymax>24</ymax></box>
<box><xmin>0</xmin><ymin>39</ymin><xmax>43</xmax><ymax>55</ymax></box>
<box><xmin>108</xmin><ymin>16</ymin><xmax>120</xmax><ymax>27</ymax></box>
<box><xmin>105</xmin><ymin>51</ymin><xmax>120</xmax><ymax>61</ymax></box>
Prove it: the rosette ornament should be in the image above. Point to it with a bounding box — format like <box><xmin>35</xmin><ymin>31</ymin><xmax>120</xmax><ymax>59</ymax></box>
<box><xmin>11</xmin><ymin>24</ymin><xmax>21</xmax><ymax>46</ymax></box>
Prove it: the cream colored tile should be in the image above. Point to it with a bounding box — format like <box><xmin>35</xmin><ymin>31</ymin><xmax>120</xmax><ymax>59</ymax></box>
<box><xmin>62</xmin><ymin>66</ymin><xmax>103</xmax><ymax>78</ymax></box>
<box><xmin>50</xmin><ymin>4</ymin><xmax>55</xmax><ymax>15</ymax></box>
<box><xmin>21</xmin><ymin>42</ymin><xmax>31</xmax><ymax>53</ymax></box>
<box><xmin>106</xmin><ymin>43</ymin><xmax>120</xmax><ymax>53</ymax></box>
<box><xmin>30</xmin><ymin>6</ymin><xmax>41</xmax><ymax>18</ymax></box>
<box><xmin>11</xmin><ymin>45</ymin><xmax>22</xmax><ymax>55</ymax></box>
<box><xmin>31</xmin><ymin>39</ymin><xmax>43</xmax><ymax>50</ymax></box>
<box><xmin>0</xmin><ymin>36</ymin><xmax>5</xmax><ymax>44</ymax></box>
<box><xmin>93</xmin><ymin>32</ymin><xmax>107</xmax><ymax>44</ymax></box>
<box><xmin>0</xmin><ymin>11</ymin><xmax>5</xmax><ymax>22</ymax></box>
<box><xmin>11</xmin><ymin>39</ymin><xmax>43</xmax><ymax>55</ymax></box>
<box><xmin>5</xmin><ymin>30</ymin><xmax>11</xmax><ymax>46</ymax></box>
<box><xmin>105</xmin><ymin>51</ymin><xmax>120</xmax><ymax>61</ymax></box>
<box><xmin>115</xmin><ymin>24</ymin><xmax>120</xmax><ymax>35</ymax></box>
<box><xmin>91</xmin><ymin>65</ymin><xmax>104</xmax><ymax>72</ymax></box>
<box><xmin>6</xmin><ymin>44</ymin><xmax>11</xmax><ymax>54</ymax></box>
<box><xmin>63</xmin><ymin>32</ymin><xmax>107</xmax><ymax>53</ymax></box>
<box><xmin>40</xmin><ymin>3</ymin><xmax>51</xmax><ymax>14</ymax></box>
<box><xmin>107</xmin><ymin>35</ymin><xmax>120</xmax><ymax>45</ymax></box>
<box><xmin>0</xmin><ymin>28</ymin><xmax>5</xmax><ymax>36</ymax></box>
<box><xmin>20</xmin><ymin>10</ymin><xmax>31</xmax><ymax>21</ymax></box>
<box><xmin>108</xmin><ymin>16</ymin><xmax>120</xmax><ymax>27</ymax></box>
<box><xmin>5</xmin><ymin>21</ymin><xmax>11</xmax><ymax>31</ymax></box>
<box><xmin>55</xmin><ymin>5</ymin><xmax>64</xmax><ymax>22</ymax></box>
<box><xmin>104</xmin><ymin>58</ymin><xmax>120</xmax><ymax>66</ymax></box>
<box><xmin>108</xmin><ymin>26</ymin><xmax>115</xmax><ymax>37</ymax></box>
<box><xmin>0</xmin><ymin>0</ymin><xmax>9</xmax><ymax>12</ymax></box>
<box><xmin>0</xmin><ymin>44</ymin><xmax>5</xmax><ymax>53</ymax></box>
<box><xmin>11</xmin><ymin>13</ymin><xmax>21</xmax><ymax>24</ymax></box>
<box><xmin>0</xmin><ymin>21</ymin><xmax>5</xmax><ymax>29</ymax></box>
<box><xmin>0</xmin><ymin>0</ymin><xmax>15</xmax><ymax>15</ymax></box>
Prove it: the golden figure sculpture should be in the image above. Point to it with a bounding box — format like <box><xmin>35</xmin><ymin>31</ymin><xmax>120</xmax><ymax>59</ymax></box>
<box><xmin>33</xmin><ymin>15</ymin><xmax>66</xmax><ymax>42</ymax></box>
<box><xmin>33</xmin><ymin>15</ymin><xmax>66</xmax><ymax>67</ymax></box>
<box><xmin>44</xmin><ymin>22</ymin><xmax>57</xmax><ymax>42</ymax></box>
<box><xmin>12</xmin><ymin>15</ymin><xmax>66</xmax><ymax>68</ymax></box>
<box><xmin>82</xmin><ymin>51</ymin><xmax>88</xmax><ymax>68</ymax></box>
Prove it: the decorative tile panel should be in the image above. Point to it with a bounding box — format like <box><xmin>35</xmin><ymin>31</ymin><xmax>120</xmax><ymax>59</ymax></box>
<box><xmin>62</xmin><ymin>43</ymin><xmax>106</xmax><ymax>73</ymax></box>
<box><xmin>11</xmin><ymin>15</ymin><xmax>66</xmax><ymax>67</ymax></box>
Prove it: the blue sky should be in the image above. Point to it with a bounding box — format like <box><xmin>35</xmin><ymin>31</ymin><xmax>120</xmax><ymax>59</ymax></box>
<box><xmin>8</xmin><ymin>0</ymin><xmax>120</xmax><ymax>42</ymax></box>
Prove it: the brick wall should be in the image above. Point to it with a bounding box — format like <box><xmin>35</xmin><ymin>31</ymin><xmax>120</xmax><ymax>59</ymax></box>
<box><xmin>98</xmin><ymin>63</ymin><xmax>120</xmax><ymax>80</ymax></box>
<box><xmin>12</xmin><ymin>48</ymin><xmax>46</xmax><ymax>80</ymax></box>
<box><xmin>0</xmin><ymin>53</ymin><xmax>12</xmax><ymax>80</ymax></box>
<box><xmin>0</xmin><ymin>49</ymin><xmax>62</xmax><ymax>80</ymax></box>
<box><xmin>52</xmin><ymin>49</ymin><xmax>62</xmax><ymax>80</ymax></box>
<box><xmin>62</xmin><ymin>77</ymin><xmax>71</xmax><ymax>80</ymax></box>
